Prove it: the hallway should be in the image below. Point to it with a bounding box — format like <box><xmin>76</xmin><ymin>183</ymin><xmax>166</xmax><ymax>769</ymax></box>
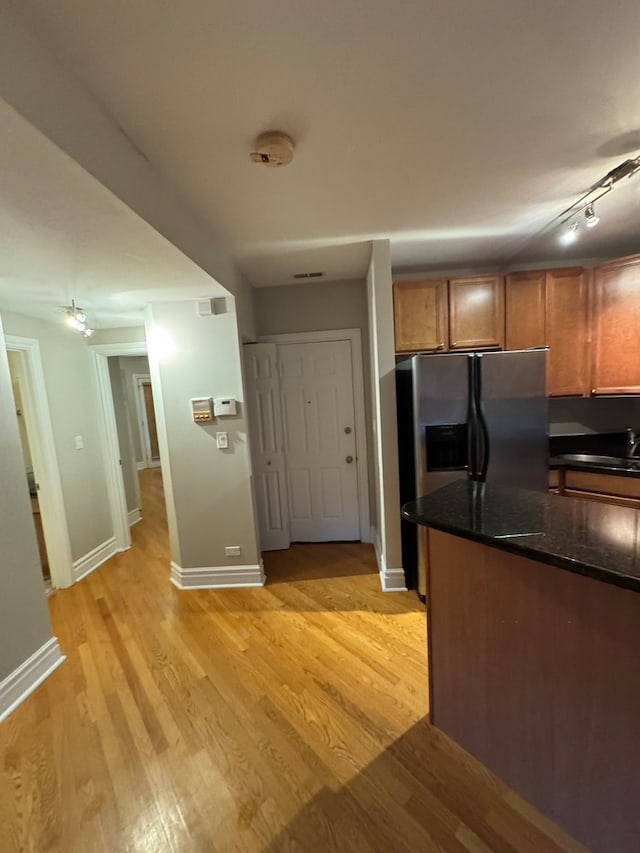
<box><xmin>0</xmin><ymin>472</ymin><xmax>581</xmax><ymax>851</ymax></box>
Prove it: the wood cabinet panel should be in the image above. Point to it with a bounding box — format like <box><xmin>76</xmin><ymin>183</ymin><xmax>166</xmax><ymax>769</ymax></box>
<box><xmin>448</xmin><ymin>275</ymin><xmax>504</xmax><ymax>350</ymax></box>
<box><xmin>591</xmin><ymin>255</ymin><xmax>640</xmax><ymax>395</ymax></box>
<box><xmin>563</xmin><ymin>470</ymin><xmax>640</xmax><ymax>500</ymax></box>
<box><xmin>427</xmin><ymin>528</ymin><xmax>640</xmax><ymax>853</ymax></box>
<box><xmin>562</xmin><ymin>488</ymin><xmax>640</xmax><ymax>509</ymax></box>
<box><xmin>393</xmin><ymin>280</ymin><xmax>448</xmax><ymax>353</ymax></box>
<box><xmin>546</xmin><ymin>267</ymin><xmax>589</xmax><ymax>397</ymax></box>
<box><xmin>505</xmin><ymin>271</ymin><xmax>546</xmax><ymax>350</ymax></box>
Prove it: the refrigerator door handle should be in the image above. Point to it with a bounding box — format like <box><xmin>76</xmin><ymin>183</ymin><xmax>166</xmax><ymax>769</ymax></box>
<box><xmin>475</xmin><ymin>355</ymin><xmax>490</xmax><ymax>481</ymax></box>
<box><xmin>467</xmin><ymin>356</ymin><xmax>479</xmax><ymax>479</ymax></box>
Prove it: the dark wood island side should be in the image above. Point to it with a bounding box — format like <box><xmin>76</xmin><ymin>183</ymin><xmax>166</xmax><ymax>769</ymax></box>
<box><xmin>403</xmin><ymin>480</ymin><xmax>640</xmax><ymax>853</ymax></box>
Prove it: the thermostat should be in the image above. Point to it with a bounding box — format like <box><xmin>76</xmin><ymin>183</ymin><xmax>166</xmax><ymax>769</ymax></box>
<box><xmin>213</xmin><ymin>397</ymin><xmax>237</xmax><ymax>417</ymax></box>
<box><xmin>190</xmin><ymin>397</ymin><xmax>214</xmax><ymax>423</ymax></box>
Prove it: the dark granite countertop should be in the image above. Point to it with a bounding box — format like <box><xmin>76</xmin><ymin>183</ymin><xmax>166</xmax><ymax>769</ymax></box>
<box><xmin>549</xmin><ymin>455</ymin><xmax>640</xmax><ymax>477</ymax></box>
<box><xmin>402</xmin><ymin>480</ymin><xmax>640</xmax><ymax>593</ymax></box>
<box><xmin>549</xmin><ymin>431</ymin><xmax>640</xmax><ymax>478</ymax></box>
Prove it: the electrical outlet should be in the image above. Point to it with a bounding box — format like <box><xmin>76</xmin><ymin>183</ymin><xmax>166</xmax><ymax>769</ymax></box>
<box><xmin>225</xmin><ymin>545</ymin><xmax>241</xmax><ymax>557</ymax></box>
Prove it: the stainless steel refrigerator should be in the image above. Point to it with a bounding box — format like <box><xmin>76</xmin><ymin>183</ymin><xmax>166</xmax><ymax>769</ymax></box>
<box><xmin>396</xmin><ymin>349</ymin><xmax>548</xmax><ymax>593</ymax></box>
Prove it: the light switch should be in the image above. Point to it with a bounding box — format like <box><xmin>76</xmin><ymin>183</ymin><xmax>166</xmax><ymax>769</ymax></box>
<box><xmin>216</xmin><ymin>431</ymin><xmax>229</xmax><ymax>449</ymax></box>
<box><xmin>74</xmin><ymin>435</ymin><xmax>84</xmax><ymax>450</ymax></box>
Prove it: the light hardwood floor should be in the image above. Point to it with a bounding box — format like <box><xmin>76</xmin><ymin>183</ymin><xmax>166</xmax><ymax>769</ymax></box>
<box><xmin>0</xmin><ymin>469</ymin><xmax>584</xmax><ymax>852</ymax></box>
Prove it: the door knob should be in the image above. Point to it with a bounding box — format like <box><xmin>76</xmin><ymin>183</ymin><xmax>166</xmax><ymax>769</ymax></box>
<box><xmin>346</xmin><ymin>455</ymin><xmax>353</xmax><ymax>464</ymax></box>
<box><xmin>344</xmin><ymin>426</ymin><xmax>352</xmax><ymax>434</ymax></box>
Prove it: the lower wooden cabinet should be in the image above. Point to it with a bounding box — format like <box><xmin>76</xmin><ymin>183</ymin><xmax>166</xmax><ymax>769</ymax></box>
<box><xmin>560</xmin><ymin>469</ymin><xmax>640</xmax><ymax>509</ymax></box>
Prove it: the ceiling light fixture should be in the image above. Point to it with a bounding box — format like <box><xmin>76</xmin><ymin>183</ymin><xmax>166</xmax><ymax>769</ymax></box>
<box><xmin>584</xmin><ymin>203</ymin><xmax>600</xmax><ymax>228</ymax></box>
<box><xmin>62</xmin><ymin>299</ymin><xmax>94</xmax><ymax>337</ymax></box>
<box><xmin>555</xmin><ymin>154</ymin><xmax>640</xmax><ymax>247</ymax></box>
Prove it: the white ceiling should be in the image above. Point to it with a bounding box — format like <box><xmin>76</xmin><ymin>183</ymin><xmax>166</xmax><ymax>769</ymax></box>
<box><xmin>0</xmin><ymin>99</ymin><xmax>226</xmax><ymax>328</ymax></box>
<box><xmin>7</xmin><ymin>0</ymin><xmax>640</xmax><ymax>287</ymax></box>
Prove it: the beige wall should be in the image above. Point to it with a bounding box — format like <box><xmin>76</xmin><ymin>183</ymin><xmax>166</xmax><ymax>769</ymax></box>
<box><xmin>2</xmin><ymin>311</ymin><xmax>112</xmax><ymax>561</ymax></box>
<box><xmin>0</xmin><ymin>317</ymin><xmax>55</xmax><ymax>682</ymax></box>
<box><xmin>367</xmin><ymin>241</ymin><xmax>403</xmax><ymax>585</ymax></box>
<box><xmin>90</xmin><ymin>326</ymin><xmax>146</xmax><ymax>346</ymax></box>
<box><xmin>146</xmin><ymin>299</ymin><xmax>260</xmax><ymax>570</ymax></box>
<box><xmin>255</xmin><ymin>278</ymin><xmax>375</xmax><ymax>525</ymax></box>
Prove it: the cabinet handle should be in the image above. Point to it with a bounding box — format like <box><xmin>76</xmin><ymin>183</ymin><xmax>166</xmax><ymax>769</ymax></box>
<box><xmin>591</xmin><ymin>389</ymin><xmax>596</xmax><ymax>396</ymax></box>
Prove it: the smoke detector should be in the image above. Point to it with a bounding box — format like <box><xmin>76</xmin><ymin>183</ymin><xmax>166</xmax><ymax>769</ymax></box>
<box><xmin>250</xmin><ymin>131</ymin><xmax>295</xmax><ymax>167</ymax></box>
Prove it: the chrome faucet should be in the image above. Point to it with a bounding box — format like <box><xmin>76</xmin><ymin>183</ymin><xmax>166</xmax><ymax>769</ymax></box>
<box><xmin>627</xmin><ymin>429</ymin><xmax>640</xmax><ymax>457</ymax></box>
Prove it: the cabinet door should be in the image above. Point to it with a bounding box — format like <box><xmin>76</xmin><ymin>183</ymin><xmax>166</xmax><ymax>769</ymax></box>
<box><xmin>591</xmin><ymin>255</ymin><xmax>640</xmax><ymax>395</ymax></box>
<box><xmin>546</xmin><ymin>267</ymin><xmax>589</xmax><ymax>397</ymax></box>
<box><xmin>393</xmin><ymin>280</ymin><xmax>448</xmax><ymax>353</ymax></box>
<box><xmin>448</xmin><ymin>275</ymin><xmax>504</xmax><ymax>350</ymax></box>
<box><xmin>505</xmin><ymin>271</ymin><xmax>546</xmax><ymax>350</ymax></box>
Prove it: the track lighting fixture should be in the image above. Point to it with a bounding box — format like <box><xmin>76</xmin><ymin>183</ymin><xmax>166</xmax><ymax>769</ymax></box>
<box><xmin>62</xmin><ymin>299</ymin><xmax>94</xmax><ymax>337</ymax></box>
<box><xmin>556</xmin><ymin>154</ymin><xmax>640</xmax><ymax>246</ymax></box>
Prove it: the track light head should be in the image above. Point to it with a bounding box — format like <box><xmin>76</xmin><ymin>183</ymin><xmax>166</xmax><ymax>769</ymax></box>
<box><xmin>559</xmin><ymin>221</ymin><xmax>579</xmax><ymax>246</ymax></box>
<box><xmin>585</xmin><ymin>204</ymin><xmax>600</xmax><ymax>228</ymax></box>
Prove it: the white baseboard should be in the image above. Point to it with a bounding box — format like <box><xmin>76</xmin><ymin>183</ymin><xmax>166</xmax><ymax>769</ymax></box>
<box><xmin>136</xmin><ymin>461</ymin><xmax>147</xmax><ymax>471</ymax></box>
<box><xmin>73</xmin><ymin>536</ymin><xmax>120</xmax><ymax>582</ymax></box>
<box><xmin>374</xmin><ymin>534</ymin><xmax>407</xmax><ymax>592</ymax></box>
<box><xmin>128</xmin><ymin>507</ymin><xmax>142</xmax><ymax>527</ymax></box>
<box><xmin>0</xmin><ymin>637</ymin><xmax>65</xmax><ymax>723</ymax></box>
<box><xmin>380</xmin><ymin>567</ymin><xmax>409</xmax><ymax>592</ymax></box>
<box><xmin>170</xmin><ymin>561</ymin><xmax>265</xmax><ymax>590</ymax></box>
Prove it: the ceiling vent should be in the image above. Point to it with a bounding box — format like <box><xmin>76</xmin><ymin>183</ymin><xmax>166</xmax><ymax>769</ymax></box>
<box><xmin>293</xmin><ymin>271</ymin><xmax>324</xmax><ymax>279</ymax></box>
<box><xmin>250</xmin><ymin>131</ymin><xmax>295</xmax><ymax>167</ymax></box>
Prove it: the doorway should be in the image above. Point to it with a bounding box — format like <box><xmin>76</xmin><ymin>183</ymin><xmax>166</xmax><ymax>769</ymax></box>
<box><xmin>133</xmin><ymin>374</ymin><xmax>161</xmax><ymax>469</ymax></box>
<box><xmin>7</xmin><ymin>352</ymin><xmax>50</xmax><ymax>588</ymax></box>
<box><xmin>91</xmin><ymin>342</ymin><xmax>167</xmax><ymax>553</ymax></box>
<box><xmin>245</xmin><ymin>329</ymin><xmax>370</xmax><ymax>553</ymax></box>
<box><xmin>4</xmin><ymin>337</ymin><xmax>74</xmax><ymax>590</ymax></box>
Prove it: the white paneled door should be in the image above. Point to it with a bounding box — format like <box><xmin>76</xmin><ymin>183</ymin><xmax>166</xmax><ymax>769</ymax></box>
<box><xmin>279</xmin><ymin>340</ymin><xmax>359</xmax><ymax>541</ymax></box>
<box><xmin>244</xmin><ymin>343</ymin><xmax>290</xmax><ymax>551</ymax></box>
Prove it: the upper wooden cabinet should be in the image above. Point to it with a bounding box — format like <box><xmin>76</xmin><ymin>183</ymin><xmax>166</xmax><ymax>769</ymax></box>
<box><xmin>505</xmin><ymin>271</ymin><xmax>546</xmax><ymax>350</ymax></box>
<box><xmin>591</xmin><ymin>255</ymin><xmax>640</xmax><ymax>395</ymax></box>
<box><xmin>393</xmin><ymin>279</ymin><xmax>448</xmax><ymax>353</ymax></box>
<box><xmin>546</xmin><ymin>268</ymin><xmax>589</xmax><ymax>397</ymax></box>
<box><xmin>448</xmin><ymin>275</ymin><xmax>505</xmax><ymax>350</ymax></box>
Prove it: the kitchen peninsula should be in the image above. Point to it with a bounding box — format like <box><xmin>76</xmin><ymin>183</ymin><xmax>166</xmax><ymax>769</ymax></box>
<box><xmin>403</xmin><ymin>481</ymin><xmax>640</xmax><ymax>853</ymax></box>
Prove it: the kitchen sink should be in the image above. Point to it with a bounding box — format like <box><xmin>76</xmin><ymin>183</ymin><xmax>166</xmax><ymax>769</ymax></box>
<box><xmin>556</xmin><ymin>453</ymin><xmax>640</xmax><ymax>470</ymax></box>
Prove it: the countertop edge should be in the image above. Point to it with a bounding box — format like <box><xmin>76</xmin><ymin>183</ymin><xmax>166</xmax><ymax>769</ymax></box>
<box><xmin>401</xmin><ymin>507</ymin><xmax>640</xmax><ymax>594</ymax></box>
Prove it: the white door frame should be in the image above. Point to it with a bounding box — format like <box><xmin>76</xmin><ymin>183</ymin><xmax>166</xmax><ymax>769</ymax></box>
<box><xmin>133</xmin><ymin>373</ymin><xmax>161</xmax><ymax>469</ymax></box>
<box><xmin>258</xmin><ymin>329</ymin><xmax>371</xmax><ymax>543</ymax></box>
<box><xmin>5</xmin><ymin>335</ymin><xmax>74</xmax><ymax>589</ymax></box>
<box><xmin>90</xmin><ymin>342</ymin><xmax>148</xmax><ymax>552</ymax></box>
